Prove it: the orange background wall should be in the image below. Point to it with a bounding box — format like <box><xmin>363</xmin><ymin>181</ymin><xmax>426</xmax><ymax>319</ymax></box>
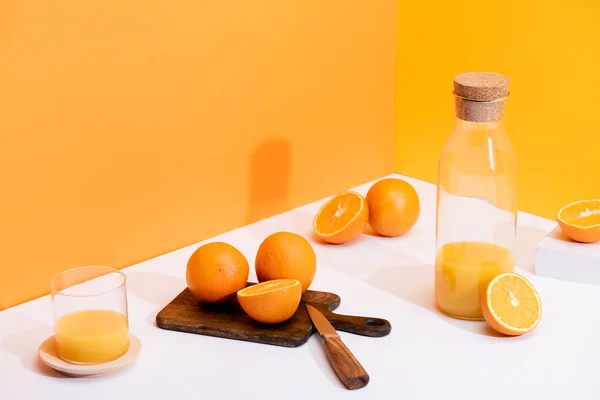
<box><xmin>0</xmin><ymin>1</ymin><xmax>397</xmax><ymax>309</ymax></box>
<box><xmin>395</xmin><ymin>0</ymin><xmax>600</xmax><ymax>220</ymax></box>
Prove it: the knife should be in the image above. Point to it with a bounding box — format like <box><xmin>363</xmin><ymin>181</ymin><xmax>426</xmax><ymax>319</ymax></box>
<box><xmin>306</xmin><ymin>304</ymin><xmax>370</xmax><ymax>390</ymax></box>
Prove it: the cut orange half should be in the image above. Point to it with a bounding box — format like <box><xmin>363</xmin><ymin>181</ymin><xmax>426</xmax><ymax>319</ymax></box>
<box><xmin>481</xmin><ymin>273</ymin><xmax>542</xmax><ymax>336</ymax></box>
<box><xmin>237</xmin><ymin>279</ymin><xmax>302</xmax><ymax>324</ymax></box>
<box><xmin>557</xmin><ymin>199</ymin><xmax>600</xmax><ymax>243</ymax></box>
<box><xmin>313</xmin><ymin>191</ymin><xmax>369</xmax><ymax>244</ymax></box>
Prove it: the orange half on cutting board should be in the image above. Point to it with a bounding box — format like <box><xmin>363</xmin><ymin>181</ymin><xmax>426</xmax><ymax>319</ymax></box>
<box><xmin>557</xmin><ymin>199</ymin><xmax>600</xmax><ymax>243</ymax></box>
<box><xmin>481</xmin><ymin>273</ymin><xmax>542</xmax><ymax>336</ymax></box>
<box><xmin>237</xmin><ymin>279</ymin><xmax>302</xmax><ymax>324</ymax></box>
<box><xmin>313</xmin><ymin>191</ymin><xmax>369</xmax><ymax>244</ymax></box>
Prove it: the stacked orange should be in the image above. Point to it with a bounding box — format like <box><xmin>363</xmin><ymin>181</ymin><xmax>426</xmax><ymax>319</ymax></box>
<box><xmin>185</xmin><ymin>231</ymin><xmax>317</xmax><ymax>325</ymax></box>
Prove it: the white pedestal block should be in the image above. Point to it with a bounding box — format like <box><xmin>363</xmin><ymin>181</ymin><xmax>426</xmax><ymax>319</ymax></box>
<box><xmin>536</xmin><ymin>226</ymin><xmax>600</xmax><ymax>285</ymax></box>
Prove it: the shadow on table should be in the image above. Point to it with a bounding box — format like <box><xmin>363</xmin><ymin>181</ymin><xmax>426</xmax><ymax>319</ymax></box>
<box><xmin>515</xmin><ymin>225</ymin><xmax>551</xmax><ymax>274</ymax></box>
<box><xmin>318</xmin><ymin>240</ymin><xmax>509</xmax><ymax>338</ymax></box>
<box><xmin>307</xmin><ymin>335</ymin><xmax>346</xmax><ymax>389</ymax></box>
<box><xmin>362</xmin><ymin>224</ymin><xmax>380</xmax><ymax>237</ymax></box>
<box><xmin>0</xmin><ymin>317</ymin><xmax>65</xmax><ymax>378</ymax></box>
<box><xmin>1</xmin><ymin>313</ymin><xmax>140</xmax><ymax>381</ymax></box>
<box><xmin>368</xmin><ymin>263</ymin><xmax>434</xmax><ymax>310</ymax></box>
<box><xmin>545</xmin><ymin>225</ymin><xmax>573</xmax><ymax>242</ymax></box>
<box><xmin>370</xmin><ymin>262</ymin><xmax>509</xmax><ymax>338</ymax></box>
<box><xmin>126</xmin><ymin>271</ymin><xmax>186</xmax><ymax>327</ymax></box>
<box><xmin>248</xmin><ymin>208</ymin><xmax>317</xmax><ymax>243</ymax></box>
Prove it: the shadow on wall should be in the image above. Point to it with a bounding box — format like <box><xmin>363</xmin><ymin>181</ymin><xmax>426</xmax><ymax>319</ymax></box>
<box><xmin>245</xmin><ymin>139</ymin><xmax>291</xmax><ymax>225</ymax></box>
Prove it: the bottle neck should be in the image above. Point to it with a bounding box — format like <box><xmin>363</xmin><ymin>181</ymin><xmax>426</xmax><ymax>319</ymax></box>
<box><xmin>453</xmin><ymin>118</ymin><xmax>505</xmax><ymax>133</ymax></box>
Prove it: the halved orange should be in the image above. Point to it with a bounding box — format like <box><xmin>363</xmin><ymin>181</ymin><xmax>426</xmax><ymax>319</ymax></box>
<box><xmin>481</xmin><ymin>273</ymin><xmax>542</xmax><ymax>336</ymax></box>
<box><xmin>313</xmin><ymin>191</ymin><xmax>369</xmax><ymax>244</ymax></box>
<box><xmin>237</xmin><ymin>279</ymin><xmax>302</xmax><ymax>324</ymax></box>
<box><xmin>557</xmin><ymin>199</ymin><xmax>600</xmax><ymax>243</ymax></box>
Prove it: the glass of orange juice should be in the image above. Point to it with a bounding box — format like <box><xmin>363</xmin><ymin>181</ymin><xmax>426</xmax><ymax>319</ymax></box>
<box><xmin>51</xmin><ymin>266</ymin><xmax>130</xmax><ymax>365</ymax></box>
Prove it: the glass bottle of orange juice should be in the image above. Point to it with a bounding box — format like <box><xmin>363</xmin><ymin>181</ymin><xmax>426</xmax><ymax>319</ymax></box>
<box><xmin>434</xmin><ymin>72</ymin><xmax>518</xmax><ymax>320</ymax></box>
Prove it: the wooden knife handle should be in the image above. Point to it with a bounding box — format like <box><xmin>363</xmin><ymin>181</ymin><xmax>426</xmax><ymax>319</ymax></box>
<box><xmin>317</xmin><ymin>306</ymin><xmax>391</xmax><ymax>337</ymax></box>
<box><xmin>325</xmin><ymin>312</ymin><xmax>391</xmax><ymax>337</ymax></box>
<box><xmin>322</xmin><ymin>336</ymin><xmax>370</xmax><ymax>390</ymax></box>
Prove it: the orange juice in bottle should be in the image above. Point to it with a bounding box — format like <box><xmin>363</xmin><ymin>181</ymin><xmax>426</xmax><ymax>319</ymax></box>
<box><xmin>434</xmin><ymin>72</ymin><xmax>517</xmax><ymax>320</ymax></box>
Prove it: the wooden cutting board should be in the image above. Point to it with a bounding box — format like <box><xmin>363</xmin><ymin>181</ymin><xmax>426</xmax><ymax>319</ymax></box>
<box><xmin>156</xmin><ymin>283</ymin><xmax>392</xmax><ymax>348</ymax></box>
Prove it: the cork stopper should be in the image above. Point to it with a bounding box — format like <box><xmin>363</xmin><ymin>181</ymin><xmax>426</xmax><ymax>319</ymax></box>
<box><xmin>453</xmin><ymin>72</ymin><xmax>509</xmax><ymax>122</ymax></box>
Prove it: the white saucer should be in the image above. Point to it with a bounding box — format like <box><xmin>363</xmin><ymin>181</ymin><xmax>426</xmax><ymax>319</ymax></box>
<box><xmin>38</xmin><ymin>334</ymin><xmax>141</xmax><ymax>378</ymax></box>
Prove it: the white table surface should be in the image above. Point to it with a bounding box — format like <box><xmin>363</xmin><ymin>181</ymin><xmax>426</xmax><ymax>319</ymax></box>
<box><xmin>2</xmin><ymin>173</ymin><xmax>599</xmax><ymax>399</ymax></box>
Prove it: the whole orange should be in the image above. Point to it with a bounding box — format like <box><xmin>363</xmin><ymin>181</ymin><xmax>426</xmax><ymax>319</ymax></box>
<box><xmin>186</xmin><ymin>242</ymin><xmax>249</xmax><ymax>304</ymax></box>
<box><xmin>366</xmin><ymin>178</ymin><xmax>420</xmax><ymax>237</ymax></box>
<box><xmin>255</xmin><ymin>232</ymin><xmax>317</xmax><ymax>293</ymax></box>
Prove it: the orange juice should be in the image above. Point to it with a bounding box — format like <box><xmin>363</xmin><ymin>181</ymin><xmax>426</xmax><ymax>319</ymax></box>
<box><xmin>435</xmin><ymin>241</ymin><xmax>514</xmax><ymax>320</ymax></box>
<box><xmin>55</xmin><ymin>309</ymin><xmax>129</xmax><ymax>364</ymax></box>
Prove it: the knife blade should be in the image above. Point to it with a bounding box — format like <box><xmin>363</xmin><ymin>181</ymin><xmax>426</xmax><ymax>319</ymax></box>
<box><xmin>306</xmin><ymin>304</ymin><xmax>370</xmax><ymax>390</ymax></box>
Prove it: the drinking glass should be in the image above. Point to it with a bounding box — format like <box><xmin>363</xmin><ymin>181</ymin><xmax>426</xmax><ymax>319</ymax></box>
<box><xmin>50</xmin><ymin>266</ymin><xmax>130</xmax><ymax>364</ymax></box>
